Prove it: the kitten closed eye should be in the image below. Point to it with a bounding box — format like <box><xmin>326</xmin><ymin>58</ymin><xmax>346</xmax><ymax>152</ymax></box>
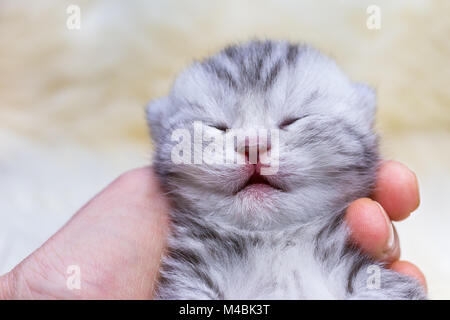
<box><xmin>210</xmin><ymin>123</ymin><xmax>229</xmax><ymax>132</ymax></box>
<box><xmin>279</xmin><ymin>116</ymin><xmax>308</xmax><ymax>129</ymax></box>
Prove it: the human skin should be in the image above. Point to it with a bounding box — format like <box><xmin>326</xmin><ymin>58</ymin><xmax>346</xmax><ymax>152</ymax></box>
<box><xmin>0</xmin><ymin>161</ymin><xmax>426</xmax><ymax>299</ymax></box>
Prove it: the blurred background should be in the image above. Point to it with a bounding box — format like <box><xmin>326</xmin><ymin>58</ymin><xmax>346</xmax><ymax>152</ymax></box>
<box><xmin>0</xmin><ymin>0</ymin><xmax>449</xmax><ymax>299</ymax></box>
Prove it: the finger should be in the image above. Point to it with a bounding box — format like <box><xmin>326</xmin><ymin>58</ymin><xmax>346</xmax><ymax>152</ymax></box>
<box><xmin>85</xmin><ymin>167</ymin><xmax>170</xmax><ymax>298</ymax></box>
<box><xmin>390</xmin><ymin>260</ymin><xmax>427</xmax><ymax>291</ymax></box>
<box><xmin>345</xmin><ymin>198</ymin><xmax>400</xmax><ymax>262</ymax></box>
<box><xmin>372</xmin><ymin>161</ymin><xmax>420</xmax><ymax>221</ymax></box>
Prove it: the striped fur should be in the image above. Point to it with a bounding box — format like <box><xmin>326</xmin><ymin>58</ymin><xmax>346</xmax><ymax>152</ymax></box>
<box><xmin>147</xmin><ymin>40</ymin><xmax>426</xmax><ymax>299</ymax></box>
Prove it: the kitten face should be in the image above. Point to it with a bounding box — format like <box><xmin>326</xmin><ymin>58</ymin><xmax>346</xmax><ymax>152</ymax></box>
<box><xmin>148</xmin><ymin>40</ymin><xmax>378</xmax><ymax>231</ymax></box>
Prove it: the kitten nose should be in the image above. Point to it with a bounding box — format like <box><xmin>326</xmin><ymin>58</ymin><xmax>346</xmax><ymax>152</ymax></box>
<box><xmin>235</xmin><ymin>136</ymin><xmax>271</xmax><ymax>164</ymax></box>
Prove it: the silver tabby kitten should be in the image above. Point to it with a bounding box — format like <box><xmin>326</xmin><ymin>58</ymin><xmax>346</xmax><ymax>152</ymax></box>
<box><xmin>146</xmin><ymin>40</ymin><xmax>426</xmax><ymax>299</ymax></box>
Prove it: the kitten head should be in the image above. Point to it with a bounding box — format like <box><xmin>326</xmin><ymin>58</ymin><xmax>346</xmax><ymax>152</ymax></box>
<box><xmin>147</xmin><ymin>40</ymin><xmax>378</xmax><ymax>231</ymax></box>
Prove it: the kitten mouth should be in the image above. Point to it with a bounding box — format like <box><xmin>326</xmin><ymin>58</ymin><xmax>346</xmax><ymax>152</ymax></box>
<box><xmin>236</xmin><ymin>172</ymin><xmax>283</xmax><ymax>194</ymax></box>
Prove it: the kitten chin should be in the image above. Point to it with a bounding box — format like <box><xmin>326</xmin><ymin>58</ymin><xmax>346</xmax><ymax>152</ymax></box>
<box><xmin>148</xmin><ymin>40</ymin><xmax>426</xmax><ymax>300</ymax></box>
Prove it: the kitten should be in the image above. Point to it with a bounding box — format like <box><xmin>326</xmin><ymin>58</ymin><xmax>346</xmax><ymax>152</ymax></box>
<box><xmin>146</xmin><ymin>40</ymin><xmax>426</xmax><ymax>299</ymax></box>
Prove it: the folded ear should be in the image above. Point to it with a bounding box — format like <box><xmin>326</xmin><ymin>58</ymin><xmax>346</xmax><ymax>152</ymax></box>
<box><xmin>352</xmin><ymin>83</ymin><xmax>376</xmax><ymax>128</ymax></box>
<box><xmin>146</xmin><ymin>97</ymin><xmax>170</xmax><ymax>141</ymax></box>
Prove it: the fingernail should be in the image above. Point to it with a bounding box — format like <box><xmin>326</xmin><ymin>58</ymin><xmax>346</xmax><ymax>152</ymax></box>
<box><xmin>413</xmin><ymin>170</ymin><xmax>421</xmax><ymax>211</ymax></box>
<box><xmin>375</xmin><ymin>201</ymin><xmax>395</xmax><ymax>253</ymax></box>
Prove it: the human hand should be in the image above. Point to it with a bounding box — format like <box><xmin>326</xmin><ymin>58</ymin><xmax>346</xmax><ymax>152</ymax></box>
<box><xmin>0</xmin><ymin>162</ymin><xmax>426</xmax><ymax>299</ymax></box>
<box><xmin>345</xmin><ymin>160</ymin><xmax>426</xmax><ymax>289</ymax></box>
<box><xmin>0</xmin><ymin>167</ymin><xmax>170</xmax><ymax>299</ymax></box>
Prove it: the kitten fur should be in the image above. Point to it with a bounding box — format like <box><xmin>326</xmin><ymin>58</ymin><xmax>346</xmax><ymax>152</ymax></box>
<box><xmin>146</xmin><ymin>40</ymin><xmax>426</xmax><ymax>299</ymax></box>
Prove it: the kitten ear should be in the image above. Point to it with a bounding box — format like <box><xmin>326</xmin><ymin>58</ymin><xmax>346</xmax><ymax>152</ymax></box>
<box><xmin>352</xmin><ymin>83</ymin><xmax>376</xmax><ymax>127</ymax></box>
<box><xmin>146</xmin><ymin>97</ymin><xmax>170</xmax><ymax>141</ymax></box>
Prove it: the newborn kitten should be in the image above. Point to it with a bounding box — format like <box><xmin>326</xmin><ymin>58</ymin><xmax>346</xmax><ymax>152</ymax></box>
<box><xmin>146</xmin><ymin>40</ymin><xmax>426</xmax><ymax>299</ymax></box>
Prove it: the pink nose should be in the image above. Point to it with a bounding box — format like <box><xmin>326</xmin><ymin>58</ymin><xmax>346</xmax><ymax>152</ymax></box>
<box><xmin>235</xmin><ymin>136</ymin><xmax>271</xmax><ymax>164</ymax></box>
